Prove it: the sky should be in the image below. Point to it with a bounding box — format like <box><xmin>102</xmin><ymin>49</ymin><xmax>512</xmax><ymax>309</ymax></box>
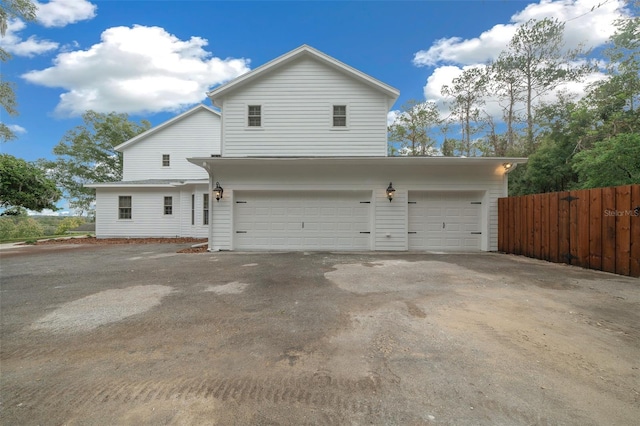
<box><xmin>0</xmin><ymin>0</ymin><xmax>632</xmax><ymax>213</ymax></box>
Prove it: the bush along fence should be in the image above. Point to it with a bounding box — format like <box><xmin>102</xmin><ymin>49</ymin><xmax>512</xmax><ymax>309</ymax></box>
<box><xmin>498</xmin><ymin>185</ymin><xmax>640</xmax><ymax>278</ymax></box>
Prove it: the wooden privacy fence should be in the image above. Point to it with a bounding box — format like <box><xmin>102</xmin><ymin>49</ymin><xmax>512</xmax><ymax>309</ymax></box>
<box><xmin>498</xmin><ymin>185</ymin><xmax>640</xmax><ymax>278</ymax></box>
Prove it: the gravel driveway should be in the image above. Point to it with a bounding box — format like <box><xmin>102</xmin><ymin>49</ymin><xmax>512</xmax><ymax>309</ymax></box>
<box><xmin>1</xmin><ymin>243</ymin><xmax>638</xmax><ymax>425</ymax></box>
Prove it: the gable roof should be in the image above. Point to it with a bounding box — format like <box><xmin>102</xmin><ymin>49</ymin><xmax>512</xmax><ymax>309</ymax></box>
<box><xmin>206</xmin><ymin>45</ymin><xmax>400</xmax><ymax>107</ymax></box>
<box><xmin>114</xmin><ymin>104</ymin><xmax>220</xmax><ymax>151</ymax></box>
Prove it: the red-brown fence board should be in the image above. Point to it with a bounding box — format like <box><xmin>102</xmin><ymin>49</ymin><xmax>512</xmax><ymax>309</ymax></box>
<box><xmin>601</xmin><ymin>187</ymin><xmax>617</xmax><ymax>274</ymax></box>
<box><xmin>630</xmin><ymin>185</ymin><xmax>640</xmax><ymax>278</ymax></box>
<box><xmin>540</xmin><ymin>194</ymin><xmax>549</xmax><ymax>261</ymax></box>
<box><xmin>499</xmin><ymin>185</ymin><xmax>639</xmax><ymax>278</ymax></box>
<box><xmin>615</xmin><ymin>186</ymin><xmax>631</xmax><ymax>276</ymax></box>
<box><xmin>589</xmin><ymin>188</ymin><xmax>602</xmax><ymax>271</ymax></box>
<box><xmin>559</xmin><ymin>191</ymin><xmax>570</xmax><ymax>265</ymax></box>
<box><xmin>576</xmin><ymin>189</ymin><xmax>591</xmax><ymax>268</ymax></box>
<box><xmin>514</xmin><ymin>197</ymin><xmax>522</xmax><ymax>255</ymax></box>
<box><xmin>533</xmin><ymin>194</ymin><xmax>542</xmax><ymax>259</ymax></box>
<box><xmin>549</xmin><ymin>192</ymin><xmax>560</xmax><ymax>263</ymax></box>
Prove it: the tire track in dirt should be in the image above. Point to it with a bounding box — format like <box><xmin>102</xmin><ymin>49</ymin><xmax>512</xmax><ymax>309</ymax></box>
<box><xmin>2</xmin><ymin>372</ymin><xmax>380</xmax><ymax>415</ymax></box>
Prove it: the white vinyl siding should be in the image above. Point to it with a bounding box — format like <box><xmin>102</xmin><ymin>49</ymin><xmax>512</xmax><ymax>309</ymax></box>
<box><xmin>122</xmin><ymin>108</ymin><xmax>221</xmax><ymax>181</ymax></box>
<box><xmin>96</xmin><ymin>188</ymin><xmax>185</xmax><ymax>238</ymax></box>
<box><xmin>220</xmin><ymin>57</ymin><xmax>389</xmax><ymax>157</ymax></box>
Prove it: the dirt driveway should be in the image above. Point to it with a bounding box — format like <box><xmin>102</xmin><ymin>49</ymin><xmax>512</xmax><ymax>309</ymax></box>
<box><xmin>1</xmin><ymin>243</ymin><xmax>638</xmax><ymax>425</ymax></box>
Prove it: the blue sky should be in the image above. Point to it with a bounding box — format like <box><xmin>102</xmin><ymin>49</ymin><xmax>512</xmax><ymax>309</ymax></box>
<box><xmin>0</xmin><ymin>0</ymin><xmax>630</xmax><ymax>195</ymax></box>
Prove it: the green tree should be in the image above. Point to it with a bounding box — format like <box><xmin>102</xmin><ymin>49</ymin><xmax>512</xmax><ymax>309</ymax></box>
<box><xmin>501</xmin><ymin>18</ymin><xmax>592</xmax><ymax>153</ymax></box>
<box><xmin>1</xmin><ymin>0</ymin><xmax>37</xmax><ymax>142</ymax></box>
<box><xmin>388</xmin><ymin>99</ymin><xmax>441</xmax><ymax>156</ymax></box>
<box><xmin>0</xmin><ymin>154</ymin><xmax>61</xmax><ymax>212</ymax></box>
<box><xmin>40</xmin><ymin>110</ymin><xmax>150</xmax><ymax>214</ymax></box>
<box><xmin>490</xmin><ymin>54</ymin><xmax>525</xmax><ymax>153</ymax></box>
<box><xmin>441</xmin><ymin>66</ymin><xmax>488</xmax><ymax>156</ymax></box>
<box><xmin>573</xmin><ymin>133</ymin><xmax>640</xmax><ymax>189</ymax></box>
<box><xmin>55</xmin><ymin>216</ymin><xmax>85</xmax><ymax>235</ymax></box>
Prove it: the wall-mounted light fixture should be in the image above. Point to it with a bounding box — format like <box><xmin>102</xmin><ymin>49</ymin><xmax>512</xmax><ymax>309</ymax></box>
<box><xmin>503</xmin><ymin>162</ymin><xmax>513</xmax><ymax>171</ymax></box>
<box><xmin>213</xmin><ymin>182</ymin><xmax>224</xmax><ymax>201</ymax></box>
<box><xmin>386</xmin><ymin>182</ymin><xmax>395</xmax><ymax>202</ymax></box>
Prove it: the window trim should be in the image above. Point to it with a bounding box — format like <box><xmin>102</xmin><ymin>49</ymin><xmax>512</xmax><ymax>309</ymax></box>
<box><xmin>118</xmin><ymin>195</ymin><xmax>132</xmax><ymax>220</ymax></box>
<box><xmin>191</xmin><ymin>194</ymin><xmax>195</xmax><ymax>225</ymax></box>
<box><xmin>203</xmin><ymin>193</ymin><xmax>209</xmax><ymax>225</ymax></box>
<box><xmin>162</xmin><ymin>154</ymin><xmax>170</xmax><ymax>167</ymax></box>
<box><xmin>247</xmin><ymin>104</ymin><xmax>262</xmax><ymax>128</ymax></box>
<box><xmin>163</xmin><ymin>196</ymin><xmax>173</xmax><ymax>216</ymax></box>
<box><xmin>330</xmin><ymin>103</ymin><xmax>349</xmax><ymax>130</ymax></box>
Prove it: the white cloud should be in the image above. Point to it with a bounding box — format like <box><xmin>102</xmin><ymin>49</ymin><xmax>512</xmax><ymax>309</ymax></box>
<box><xmin>413</xmin><ymin>0</ymin><xmax>627</xmax><ymax>67</ymax></box>
<box><xmin>8</xmin><ymin>124</ymin><xmax>27</xmax><ymax>134</ymax></box>
<box><xmin>413</xmin><ymin>0</ymin><xmax>629</xmax><ymax>125</ymax></box>
<box><xmin>0</xmin><ymin>19</ymin><xmax>58</xmax><ymax>57</ymax></box>
<box><xmin>387</xmin><ymin>110</ymin><xmax>398</xmax><ymax>126</ymax></box>
<box><xmin>22</xmin><ymin>25</ymin><xmax>252</xmax><ymax>116</ymax></box>
<box><xmin>35</xmin><ymin>0</ymin><xmax>97</xmax><ymax>27</ymax></box>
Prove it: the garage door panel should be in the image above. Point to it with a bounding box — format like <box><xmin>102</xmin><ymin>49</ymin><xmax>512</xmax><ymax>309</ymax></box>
<box><xmin>234</xmin><ymin>191</ymin><xmax>371</xmax><ymax>250</ymax></box>
<box><xmin>408</xmin><ymin>191</ymin><xmax>482</xmax><ymax>251</ymax></box>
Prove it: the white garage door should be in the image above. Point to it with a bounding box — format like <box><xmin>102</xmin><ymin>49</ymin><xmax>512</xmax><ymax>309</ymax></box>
<box><xmin>234</xmin><ymin>191</ymin><xmax>371</xmax><ymax>250</ymax></box>
<box><xmin>408</xmin><ymin>191</ymin><xmax>483</xmax><ymax>251</ymax></box>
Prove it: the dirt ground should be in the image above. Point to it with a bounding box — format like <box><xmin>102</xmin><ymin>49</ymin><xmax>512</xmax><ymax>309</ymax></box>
<box><xmin>0</xmin><ymin>242</ymin><xmax>638</xmax><ymax>425</ymax></box>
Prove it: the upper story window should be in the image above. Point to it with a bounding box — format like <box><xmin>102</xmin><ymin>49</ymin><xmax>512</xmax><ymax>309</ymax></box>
<box><xmin>333</xmin><ymin>105</ymin><xmax>347</xmax><ymax>127</ymax></box>
<box><xmin>248</xmin><ymin>105</ymin><xmax>261</xmax><ymax>127</ymax></box>
<box><xmin>164</xmin><ymin>196</ymin><xmax>173</xmax><ymax>215</ymax></box>
<box><xmin>162</xmin><ymin>154</ymin><xmax>170</xmax><ymax>167</ymax></box>
<box><xmin>119</xmin><ymin>196</ymin><xmax>132</xmax><ymax>220</ymax></box>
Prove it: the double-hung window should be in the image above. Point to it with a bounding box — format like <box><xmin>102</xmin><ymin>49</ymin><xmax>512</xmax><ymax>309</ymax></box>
<box><xmin>162</xmin><ymin>154</ymin><xmax>170</xmax><ymax>167</ymax></box>
<box><xmin>203</xmin><ymin>194</ymin><xmax>209</xmax><ymax>225</ymax></box>
<box><xmin>164</xmin><ymin>196</ymin><xmax>173</xmax><ymax>215</ymax></box>
<box><xmin>333</xmin><ymin>105</ymin><xmax>347</xmax><ymax>127</ymax></box>
<box><xmin>119</xmin><ymin>196</ymin><xmax>132</xmax><ymax>219</ymax></box>
<box><xmin>248</xmin><ymin>105</ymin><xmax>261</xmax><ymax>127</ymax></box>
<box><xmin>191</xmin><ymin>194</ymin><xmax>195</xmax><ymax>225</ymax></box>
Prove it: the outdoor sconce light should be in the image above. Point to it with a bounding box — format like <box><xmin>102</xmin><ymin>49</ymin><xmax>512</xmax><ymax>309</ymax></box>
<box><xmin>503</xmin><ymin>162</ymin><xmax>513</xmax><ymax>171</ymax></box>
<box><xmin>213</xmin><ymin>182</ymin><xmax>224</xmax><ymax>201</ymax></box>
<box><xmin>386</xmin><ymin>182</ymin><xmax>396</xmax><ymax>202</ymax></box>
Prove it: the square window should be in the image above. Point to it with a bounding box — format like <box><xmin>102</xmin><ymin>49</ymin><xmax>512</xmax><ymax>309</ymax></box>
<box><xmin>248</xmin><ymin>105</ymin><xmax>261</xmax><ymax>127</ymax></box>
<box><xmin>164</xmin><ymin>196</ymin><xmax>173</xmax><ymax>215</ymax></box>
<box><xmin>162</xmin><ymin>154</ymin><xmax>170</xmax><ymax>167</ymax></box>
<box><xmin>119</xmin><ymin>196</ymin><xmax>132</xmax><ymax>219</ymax></box>
<box><xmin>333</xmin><ymin>105</ymin><xmax>346</xmax><ymax>127</ymax></box>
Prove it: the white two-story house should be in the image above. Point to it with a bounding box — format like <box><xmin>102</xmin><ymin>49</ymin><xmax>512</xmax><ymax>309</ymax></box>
<box><xmin>88</xmin><ymin>45</ymin><xmax>526</xmax><ymax>252</ymax></box>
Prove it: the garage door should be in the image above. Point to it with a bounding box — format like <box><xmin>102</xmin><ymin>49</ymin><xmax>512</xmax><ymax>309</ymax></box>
<box><xmin>408</xmin><ymin>191</ymin><xmax>482</xmax><ymax>251</ymax></box>
<box><xmin>234</xmin><ymin>191</ymin><xmax>371</xmax><ymax>250</ymax></box>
